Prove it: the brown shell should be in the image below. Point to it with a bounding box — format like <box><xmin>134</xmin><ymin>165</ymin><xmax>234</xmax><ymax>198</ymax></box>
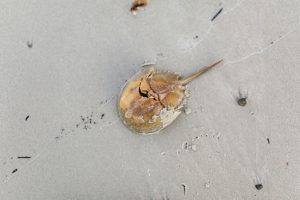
<box><xmin>130</xmin><ymin>0</ymin><xmax>148</xmax><ymax>15</ymax></box>
<box><xmin>118</xmin><ymin>60</ymin><xmax>223</xmax><ymax>134</ymax></box>
<box><xmin>118</xmin><ymin>67</ymin><xmax>185</xmax><ymax>134</ymax></box>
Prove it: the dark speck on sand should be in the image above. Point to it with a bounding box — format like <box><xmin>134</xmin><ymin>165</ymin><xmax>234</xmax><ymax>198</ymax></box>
<box><xmin>255</xmin><ymin>183</ymin><xmax>263</xmax><ymax>190</ymax></box>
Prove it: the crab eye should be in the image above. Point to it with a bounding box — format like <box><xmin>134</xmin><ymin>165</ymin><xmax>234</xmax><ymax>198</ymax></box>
<box><xmin>139</xmin><ymin>77</ymin><xmax>151</xmax><ymax>98</ymax></box>
<box><xmin>139</xmin><ymin>86</ymin><xmax>148</xmax><ymax>97</ymax></box>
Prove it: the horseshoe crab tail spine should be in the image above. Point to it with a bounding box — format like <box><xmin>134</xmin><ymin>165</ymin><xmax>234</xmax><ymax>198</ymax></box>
<box><xmin>180</xmin><ymin>59</ymin><xmax>223</xmax><ymax>85</ymax></box>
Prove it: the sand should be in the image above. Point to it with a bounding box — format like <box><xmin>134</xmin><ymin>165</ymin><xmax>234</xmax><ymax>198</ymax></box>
<box><xmin>1</xmin><ymin>0</ymin><xmax>300</xmax><ymax>199</ymax></box>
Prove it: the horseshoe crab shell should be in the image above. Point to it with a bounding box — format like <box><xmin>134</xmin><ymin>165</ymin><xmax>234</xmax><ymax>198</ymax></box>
<box><xmin>118</xmin><ymin>60</ymin><xmax>223</xmax><ymax>135</ymax></box>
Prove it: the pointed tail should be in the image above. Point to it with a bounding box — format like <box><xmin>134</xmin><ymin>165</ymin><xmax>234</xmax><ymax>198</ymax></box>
<box><xmin>180</xmin><ymin>59</ymin><xmax>223</xmax><ymax>85</ymax></box>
